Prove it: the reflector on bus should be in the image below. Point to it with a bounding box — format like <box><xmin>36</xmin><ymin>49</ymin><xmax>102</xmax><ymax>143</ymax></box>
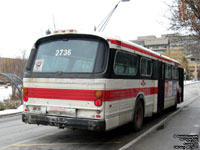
<box><xmin>53</xmin><ymin>29</ymin><xmax>77</xmax><ymax>34</ymax></box>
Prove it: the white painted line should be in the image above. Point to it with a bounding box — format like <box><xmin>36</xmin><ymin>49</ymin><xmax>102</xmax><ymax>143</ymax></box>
<box><xmin>118</xmin><ymin>95</ymin><xmax>200</xmax><ymax>150</ymax></box>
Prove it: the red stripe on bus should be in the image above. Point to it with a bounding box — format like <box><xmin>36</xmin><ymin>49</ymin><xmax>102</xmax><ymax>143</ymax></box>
<box><xmin>25</xmin><ymin>87</ymin><xmax>157</xmax><ymax>101</ymax></box>
<box><xmin>108</xmin><ymin>39</ymin><xmax>176</xmax><ymax>64</ymax></box>
<box><xmin>105</xmin><ymin>87</ymin><xmax>157</xmax><ymax>101</ymax></box>
<box><xmin>26</xmin><ymin>88</ymin><xmax>97</xmax><ymax>101</ymax></box>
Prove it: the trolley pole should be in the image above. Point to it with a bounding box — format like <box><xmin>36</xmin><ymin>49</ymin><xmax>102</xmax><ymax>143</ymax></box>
<box><xmin>95</xmin><ymin>0</ymin><xmax>130</xmax><ymax>32</ymax></box>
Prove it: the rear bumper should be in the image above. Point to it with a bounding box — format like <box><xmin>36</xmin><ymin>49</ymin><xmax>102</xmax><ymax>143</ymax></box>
<box><xmin>22</xmin><ymin>113</ymin><xmax>105</xmax><ymax>131</ymax></box>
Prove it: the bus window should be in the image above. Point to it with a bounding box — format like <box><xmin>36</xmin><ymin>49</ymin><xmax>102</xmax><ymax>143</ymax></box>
<box><xmin>165</xmin><ymin>64</ymin><xmax>172</xmax><ymax>79</ymax></box>
<box><xmin>32</xmin><ymin>38</ymin><xmax>107</xmax><ymax>73</ymax></box>
<box><xmin>147</xmin><ymin>60</ymin><xmax>152</xmax><ymax>75</ymax></box>
<box><xmin>140</xmin><ymin>57</ymin><xmax>152</xmax><ymax>76</ymax></box>
<box><xmin>162</xmin><ymin>63</ymin><xmax>165</xmax><ymax>79</ymax></box>
<box><xmin>175</xmin><ymin>67</ymin><xmax>179</xmax><ymax>79</ymax></box>
<box><xmin>172</xmin><ymin>66</ymin><xmax>177</xmax><ymax>79</ymax></box>
<box><xmin>114</xmin><ymin>51</ymin><xmax>138</xmax><ymax>75</ymax></box>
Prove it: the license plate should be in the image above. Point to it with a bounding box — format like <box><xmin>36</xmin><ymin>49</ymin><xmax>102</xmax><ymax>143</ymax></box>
<box><xmin>47</xmin><ymin>107</ymin><xmax>76</xmax><ymax>117</ymax></box>
<box><xmin>32</xmin><ymin>106</ymin><xmax>46</xmax><ymax>114</ymax></box>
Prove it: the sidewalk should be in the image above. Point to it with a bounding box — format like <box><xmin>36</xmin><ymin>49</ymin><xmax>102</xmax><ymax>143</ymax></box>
<box><xmin>125</xmin><ymin>82</ymin><xmax>200</xmax><ymax>150</ymax></box>
<box><xmin>0</xmin><ymin>105</ymin><xmax>23</xmax><ymax>117</ymax></box>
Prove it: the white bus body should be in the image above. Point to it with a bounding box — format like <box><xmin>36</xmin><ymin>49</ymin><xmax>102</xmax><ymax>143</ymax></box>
<box><xmin>22</xmin><ymin>30</ymin><xmax>184</xmax><ymax>131</ymax></box>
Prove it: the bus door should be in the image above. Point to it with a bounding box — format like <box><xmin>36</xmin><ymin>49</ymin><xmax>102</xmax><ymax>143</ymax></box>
<box><xmin>157</xmin><ymin>62</ymin><xmax>165</xmax><ymax>113</ymax></box>
<box><xmin>178</xmin><ymin>68</ymin><xmax>184</xmax><ymax>103</ymax></box>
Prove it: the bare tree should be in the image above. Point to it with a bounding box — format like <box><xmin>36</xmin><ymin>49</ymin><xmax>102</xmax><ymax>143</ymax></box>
<box><xmin>0</xmin><ymin>51</ymin><xmax>27</xmax><ymax>99</ymax></box>
<box><xmin>0</xmin><ymin>50</ymin><xmax>27</xmax><ymax>79</ymax></box>
<box><xmin>168</xmin><ymin>0</ymin><xmax>200</xmax><ymax>38</ymax></box>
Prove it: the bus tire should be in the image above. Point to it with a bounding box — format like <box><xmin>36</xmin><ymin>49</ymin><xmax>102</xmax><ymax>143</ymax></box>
<box><xmin>132</xmin><ymin>100</ymin><xmax>144</xmax><ymax>132</ymax></box>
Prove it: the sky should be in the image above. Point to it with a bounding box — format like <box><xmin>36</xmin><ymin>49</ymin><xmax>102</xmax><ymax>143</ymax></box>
<box><xmin>0</xmin><ymin>0</ymin><xmax>174</xmax><ymax>58</ymax></box>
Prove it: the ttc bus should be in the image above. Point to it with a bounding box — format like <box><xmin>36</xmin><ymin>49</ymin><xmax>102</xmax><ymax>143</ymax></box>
<box><xmin>22</xmin><ymin>30</ymin><xmax>184</xmax><ymax>131</ymax></box>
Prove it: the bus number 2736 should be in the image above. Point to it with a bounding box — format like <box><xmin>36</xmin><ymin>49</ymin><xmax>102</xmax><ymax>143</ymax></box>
<box><xmin>55</xmin><ymin>49</ymin><xmax>72</xmax><ymax>56</ymax></box>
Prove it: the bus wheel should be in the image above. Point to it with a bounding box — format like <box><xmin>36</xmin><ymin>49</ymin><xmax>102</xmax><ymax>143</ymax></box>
<box><xmin>132</xmin><ymin>100</ymin><xmax>144</xmax><ymax>132</ymax></box>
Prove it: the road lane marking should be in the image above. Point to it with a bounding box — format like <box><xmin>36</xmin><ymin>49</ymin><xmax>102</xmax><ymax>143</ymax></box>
<box><xmin>12</xmin><ymin>141</ymin><xmax>121</xmax><ymax>147</ymax></box>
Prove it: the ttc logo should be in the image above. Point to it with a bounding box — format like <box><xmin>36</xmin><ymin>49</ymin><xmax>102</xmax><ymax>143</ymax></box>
<box><xmin>141</xmin><ymin>80</ymin><xmax>146</xmax><ymax>86</ymax></box>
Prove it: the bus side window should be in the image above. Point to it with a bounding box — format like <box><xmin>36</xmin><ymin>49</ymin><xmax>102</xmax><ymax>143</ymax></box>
<box><xmin>165</xmin><ymin>65</ymin><xmax>168</xmax><ymax>78</ymax></box>
<box><xmin>162</xmin><ymin>63</ymin><xmax>165</xmax><ymax>79</ymax></box>
<box><xmin>165</xmin><ymin>64</ymin><xmax>172</xmax><ymax>79</ymax></box>
<box><xmin>147</xmin><ymin>60</ymin><xmax>152</xmax><ymax>75</ymax></box>
<box><xmin>140</xmin><ymin>57</ymin><xmax>152</xmax><ymax>77</ymax></box>
<box><xmin>172</xmin><ymin>66</ymin><xmax>177</xmax><ymax>79</ymax></box>
<box><xmin>169</xmin><ymin>65</ymin><xmax>172</xmax><ymax>79</ymax></box>
<box><xmin>175</xmin><ymin>67</ymin><xmax>179</xmax><ymax>79</ymax></box>
<box><xmin>115</xmin><ymin>64</ymin><xmax>125</xmax><ymax>74</ymax></box>
<box><xmin>114</xmin><ymin>51</ymin><xmax>138</xmax><ymax>75</ymax></box>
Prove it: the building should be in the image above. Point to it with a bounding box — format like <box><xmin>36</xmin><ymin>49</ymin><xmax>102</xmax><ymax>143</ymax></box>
<box><xmin>131</xmin><ymin>35</ymin><xmax>169</xmax><ymax>53</ymax></box>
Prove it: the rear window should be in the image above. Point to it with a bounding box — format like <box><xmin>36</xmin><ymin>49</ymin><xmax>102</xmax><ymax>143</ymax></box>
<box><xmin>32</xmin><ymin>39</ymin><xmax>105</xmax><ymax>73</ymax></box>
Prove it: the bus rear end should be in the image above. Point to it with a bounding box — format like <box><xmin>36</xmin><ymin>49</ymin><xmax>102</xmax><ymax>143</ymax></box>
<box><xmin>22</xmin><ymin>32</ymin><xmax>109</xmax><ymax>131</ymax></box>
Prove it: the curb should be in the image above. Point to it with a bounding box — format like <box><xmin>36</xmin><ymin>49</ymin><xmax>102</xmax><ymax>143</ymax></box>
<box><xmin>118</xmin><ymin>95</ymin><xmax>200</xmax><ymax>150</ymax></box>
<box><xmin>0</xmin><ymin>112</ymin><xmax>22</xmax><ymax>118</ymax></box>
<box><xmin>184</xmin><ymin>81</ymin><xmax>199</xmax><ymax>86</ymax></box>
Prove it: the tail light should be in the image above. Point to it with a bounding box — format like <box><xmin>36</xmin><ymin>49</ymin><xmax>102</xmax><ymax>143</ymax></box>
<box><xmin>23</xmin><ymin>88</ymin><xmax>28</xmax><ymax>95</ymax></box>
<box><xmin>94</xmin><ymin>90</ymin><xmax>103</xmax><ymax>99</ymax></box>
<box><xmin>23</xmin><ymin>95</ymin><xmax>28</xmax><ymax>102</ymax></box>
<box><xmin>94</xmin><ymin>99</ymin><xmax>102</xmax><ymax>107</ymax></box>
<box><xmin>94</xmin><ymin>90</ymin><xmax>103</xmax><ymax>107</ymax></box>
<box><xmin>23</xmin><ymin>88</ymin><xmax>28</xmax><ymax>102</ymax></box>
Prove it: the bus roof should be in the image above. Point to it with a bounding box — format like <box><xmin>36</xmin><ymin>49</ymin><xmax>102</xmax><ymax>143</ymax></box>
<box><xmin>43</xmin><ymin>30</ymin><xmax>180</xmax><ymax>66</ymax></box>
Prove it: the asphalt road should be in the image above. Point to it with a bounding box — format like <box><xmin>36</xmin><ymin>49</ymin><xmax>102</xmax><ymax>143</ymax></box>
<box><xmin>0</xmin><ymin>82</ymin><xmax>199</xmax><ymax>150</ymax></box>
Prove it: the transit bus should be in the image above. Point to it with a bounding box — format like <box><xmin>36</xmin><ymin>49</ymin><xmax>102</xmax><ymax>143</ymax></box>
<box><xmin>22</xmin><ymin>30</ymin><xmax>184</xmax><ymax>131</ymax></box>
